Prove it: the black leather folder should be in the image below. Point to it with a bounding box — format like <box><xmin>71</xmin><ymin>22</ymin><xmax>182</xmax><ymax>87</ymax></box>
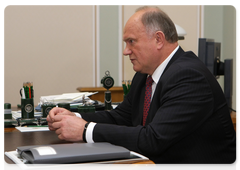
<box><xmin>17</xmin><ymin>142</ymin><xmax>130</xmax><ymax>164</ymax></box>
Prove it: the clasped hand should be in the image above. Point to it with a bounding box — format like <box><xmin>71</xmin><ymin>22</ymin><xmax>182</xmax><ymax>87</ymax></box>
<box><xmin>46</xmin><ymin>107</ymin><xmax>87</xmax><ymax>141</ymax></box>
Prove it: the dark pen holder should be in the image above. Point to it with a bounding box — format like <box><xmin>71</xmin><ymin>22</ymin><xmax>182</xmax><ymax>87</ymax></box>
<box><xmin>41</xmin><ymin>103</ymin><xmax>56</xmax><ymax>118</ymax></box>
<box><xmin>58</xmin><ymin>103</ymin><xmax>71</xmax><ymax>111</ymax></box>
<box><xmin>21</xmin><ymin>98</ymin><xmax>34</xmax><ymax>119</ymax></box>
<box><xmin>105</xmin><ymin>91</ymin><xmax>113</xmax><ymax>110</ymax></box>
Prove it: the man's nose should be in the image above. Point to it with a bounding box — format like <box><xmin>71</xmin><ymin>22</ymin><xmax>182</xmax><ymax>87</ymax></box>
<box><xmin>123</xmin><ymin>46</ymin><xmax>132</xmax><ymax>56</ymax></box>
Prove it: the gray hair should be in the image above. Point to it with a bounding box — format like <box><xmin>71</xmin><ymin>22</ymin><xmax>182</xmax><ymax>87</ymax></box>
<box><xmin>136</xmin><ymin>6</ymin><xmax>178</xmax><ymax>43</ymax></box>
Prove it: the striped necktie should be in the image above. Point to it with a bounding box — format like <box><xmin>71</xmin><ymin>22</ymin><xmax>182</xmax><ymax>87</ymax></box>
<box><xmin>143</xmin><ymin>76</ymin><xmax>153</xmax><ymax>126</ymax></box>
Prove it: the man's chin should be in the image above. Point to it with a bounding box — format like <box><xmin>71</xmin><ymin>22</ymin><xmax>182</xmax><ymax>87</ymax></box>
<box><xmin>133</xmin><ymin>66</ymin><xmax>139</xmax><ymax>72</ymax></box>
<box><xmin>133</xmin><ymin>67</ymin><xmax>143</xmax><ymax>74</ymax></box>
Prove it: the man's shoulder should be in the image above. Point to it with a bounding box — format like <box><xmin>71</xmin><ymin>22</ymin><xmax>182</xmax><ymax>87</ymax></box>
<box><xmin>170</xmin><ymin>47</ymin><xmax>202</xmax><ymax>68</ymax></box>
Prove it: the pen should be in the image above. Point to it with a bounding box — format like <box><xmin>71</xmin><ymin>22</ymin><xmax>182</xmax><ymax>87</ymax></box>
<box><xmin>31</xmin><ymin>82</ymin><xmax>34</xmax><ymax>98</ymax></box>
<box><xmin>127</xmin><ymin>80</ymin><xmax>131</xmax><ymax>93</ymax></box>
<box><xmin>22</xmin><ymin>88</ymin><xmax>26</xmax><ymax>99</ymax></box>
<box><xmin>122</xmin><ymin>80</ymin><xmax>131</xmax><ymax>95</ymax></box>
<box><xmin>122</xmin><ymin>80</ymin><xmax>128</xmax><ymax>95</ymax></box>
<box><xmin>28</xmin><ymin>82</ymin><xmax>32</xmax><ymax>99</ymax></box>
<box><xmin>23</xmin><ymin>82</ymin><xmax>27</xmax><ymax>98</ymax></box>
<box><xmin>21</xmin><ymin>82</ymin><xmax>34</xmax><ymax>99</ymax></box>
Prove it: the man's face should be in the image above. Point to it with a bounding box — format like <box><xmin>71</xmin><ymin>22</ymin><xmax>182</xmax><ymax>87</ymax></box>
<box><xmin>123</xmin><ymin>13</ymin><xmax>159</xmax><ymax>75</ymax></box>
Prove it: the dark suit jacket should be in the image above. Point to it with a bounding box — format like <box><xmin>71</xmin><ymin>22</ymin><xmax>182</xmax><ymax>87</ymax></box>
<box><xmin>81</xmin><ymin>47</ymin><xmax>236</xmax><ymax>163</ymax></box>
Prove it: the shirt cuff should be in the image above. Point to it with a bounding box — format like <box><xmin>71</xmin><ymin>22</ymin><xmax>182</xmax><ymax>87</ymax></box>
<box><xmin>85</xmin><ymin>122</ymin><xmax>96</xmax><ymax>143</ymax></box>
<box><xmin>74</xmin><ymin>112</ymin><xmax>82</xmax><ymax>118</ymax></box>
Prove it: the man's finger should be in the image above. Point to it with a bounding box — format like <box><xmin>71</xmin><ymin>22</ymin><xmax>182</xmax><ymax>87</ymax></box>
<box><xmin>53</xmin><ymin>114</ymin><xmax>66</xmax><ymax>122</ymax></box>
<box><xmin>52</xmin><ymin>121</ymin><xmax>62</xmax><ymax>130</ymax></box>
<box><xmin>47</xmin><ymin>107</ymin><xmax>65</xmax><ymax>122</ymax></box>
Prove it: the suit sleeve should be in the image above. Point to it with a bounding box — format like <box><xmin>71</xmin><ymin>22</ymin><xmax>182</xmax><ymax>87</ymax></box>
<box><xmin>90</xmin><ymin>67</ymin><xmax>215</xmax><ymax>156</ymax></box>
<box><xmin>80</xmin><ymin>73</ymin><xmax>140</xmax><ymax>126</ymax></box>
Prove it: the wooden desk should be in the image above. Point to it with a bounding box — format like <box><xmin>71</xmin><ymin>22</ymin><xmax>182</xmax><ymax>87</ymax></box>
<box><xmin>77</xmin><ymin>86</ymin><xmax>124</xmax><ymax>103</ymax></box>
<box><xmin>4</xmin><ymin>130</ymin><xmax>154</xmax><ymax>164</ymax></box>
<box><xmin>231</xmin><ymin>112</ymin><xmax>240</xmax><ymax>142</ymax></box>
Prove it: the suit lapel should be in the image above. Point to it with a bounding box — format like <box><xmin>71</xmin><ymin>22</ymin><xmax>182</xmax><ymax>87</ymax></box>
<box><xmin>131</xmin><ymin>73</ymin><xmax>148</xmax><ymax>126</ymax></box>
<box><xmin>145</xmin><ymin>47</ymin><xmax>185</xmax><ymax>125</ymax></box>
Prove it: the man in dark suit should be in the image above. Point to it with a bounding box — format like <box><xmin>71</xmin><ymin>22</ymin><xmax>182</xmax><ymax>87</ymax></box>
<box><xmin>47</xmin><ymin>6</ymin><xmax>236</xmax><ymax>163</ymax></box>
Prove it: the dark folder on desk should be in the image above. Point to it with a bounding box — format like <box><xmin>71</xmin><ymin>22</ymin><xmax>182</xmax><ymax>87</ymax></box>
<box><xmin>17</xmin><ymin>142</ymin><xmax>130</xmax><ymax>164</ymax></box>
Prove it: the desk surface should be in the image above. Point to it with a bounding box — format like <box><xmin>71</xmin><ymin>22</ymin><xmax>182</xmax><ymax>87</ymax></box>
<box><xmin>5</xmin><ymin>108</ymin><xmax>235</xmax><ymax>164</ymax></box>
<box><xmin>230</xmin><ymin>111</ymin><xmax>236</xmax><ymax>123</ymax></box>
<box><xmin>4</xmin><ymin>129</ymin><xmax>154</xmax><ymax>164</ymax></box>
<box><xmin>231</xmin><ymin>112</ymin><xmax>240</xmax><ymax>143</ymax></box>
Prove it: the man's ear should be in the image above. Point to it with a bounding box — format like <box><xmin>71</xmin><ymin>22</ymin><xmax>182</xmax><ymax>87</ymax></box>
<box><xmin>155</xmin><ymin>31</ymin><xmax>165</xmax><ymax>49</ymax></box>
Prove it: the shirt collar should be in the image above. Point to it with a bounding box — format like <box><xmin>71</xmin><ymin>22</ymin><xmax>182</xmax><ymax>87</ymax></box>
<box><xmin>152</xmin><ymin>45</ymin><xmax>179</xmax><ymax>84</ymax></box>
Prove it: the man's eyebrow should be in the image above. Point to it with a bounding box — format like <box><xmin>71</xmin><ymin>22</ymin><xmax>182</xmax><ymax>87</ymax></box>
<box><xmin>123</xmin><ymin>37</ymin><xmax>134</xmax><ymax>42</ymax></box>
<box><xmin>123</xmin><ymin>37</ymin><xmax>129</xmax><ymax>42</ymax></box>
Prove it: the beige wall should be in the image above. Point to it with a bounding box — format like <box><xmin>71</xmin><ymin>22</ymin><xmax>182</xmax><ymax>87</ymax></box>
<box><xmin>5</xmin><ymin>5</ymin><xmax>235</xmax><ymax>109</ymax></box>
<box><xmin>4</xmin><ymin>6</ymin><xmax>94</xmax><ymax>106</ymax></box>
<box><xmin>123</xmin><ymin>5</ymin><xmax>200</xmax><ymax>81</ymax></box>
<box><xmin>3</xmin><ymin>5</ymin><xmax>202</xmax><ymax>107</ymax></box>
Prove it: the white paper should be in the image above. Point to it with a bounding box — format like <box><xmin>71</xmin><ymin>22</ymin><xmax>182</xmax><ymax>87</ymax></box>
<box><xmin>4</xmin><ymin>151</ymin><xmax>149</xmax><ymax>170</ymax></box>
<box><xmin>16</xmin><ymin>126</ymin><xmax>49</xmax><ymax>132</ymax></box>
<box><xmin>34</xmin><ymin>146</ymin><xmax>57</xmax><ymax>156</ymax></box>
<box><xmin>40</xmin><ymin>92</ymin><xmax>98</xmax><ymax>105</ymax></box>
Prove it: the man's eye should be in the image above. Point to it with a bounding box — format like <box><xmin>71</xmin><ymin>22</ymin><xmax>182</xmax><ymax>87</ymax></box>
<box><xmin>129</xmin><ymin>39</ymin><xmax>134</xmax><ymax>44</ymax></box>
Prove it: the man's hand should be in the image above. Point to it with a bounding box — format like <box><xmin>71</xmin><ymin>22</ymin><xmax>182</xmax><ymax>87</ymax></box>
<box><xmin>51</xmin><ymin>114</ymin><xmax>87</xmax><ymax>141</ymax></box>
<box><xmin>46</xmin><ymin>107</ymin><xmax>87</xmax><ymax>141</ymax></box>
<box><xmin>47</xmin><ymin>107</ymin><xmax>75</xmax><ymax>131</ymax></box>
